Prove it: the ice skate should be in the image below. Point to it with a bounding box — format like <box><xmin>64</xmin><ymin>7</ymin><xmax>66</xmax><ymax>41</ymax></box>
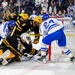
<box><xmin>0</xmin><ymin>58</ymin><xmax>3</xmax><ymax>65</ymax></box>
<box><xmin>70</xmin><ymin>56</ymin><xmax>75</xmax><ymax>62</ymax></box>
<box><xmin>37</xmin><ymin>50</ymin><xmax>48</xmax><ymax>56</ymax></box>
<box><xmin>37</xmin><ymin>56</ymin><xmax>46</xmax><ymax>64</ymax></box>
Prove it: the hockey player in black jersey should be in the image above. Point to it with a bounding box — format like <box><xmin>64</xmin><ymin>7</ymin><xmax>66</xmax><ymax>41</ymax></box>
<box><xmin>0</xmin><ymin>32</ymin><xmax>39</xmax><ymax>65</ymax></box>
<box><xmin>9</xmin><ymin>15</ymin><xmax>42</xmax><ymax>44</ymax></box>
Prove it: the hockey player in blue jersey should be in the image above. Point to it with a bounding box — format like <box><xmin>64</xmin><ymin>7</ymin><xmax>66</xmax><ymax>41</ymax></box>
<box><xmin>0</xmin><ymin>20</ymin><xmax>15</xmax><ymax>44</ymax></box>
<box><xmin>33</xmin><ymin>15</ymin><xmax>75</xmax><ymax>63</ymax></box>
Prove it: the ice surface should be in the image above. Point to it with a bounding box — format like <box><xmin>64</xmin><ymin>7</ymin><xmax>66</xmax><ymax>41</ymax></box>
<box><xmin>0</xmin><ymin>34</ymin><xmax>75</xmax><ymax>75</ymax></box>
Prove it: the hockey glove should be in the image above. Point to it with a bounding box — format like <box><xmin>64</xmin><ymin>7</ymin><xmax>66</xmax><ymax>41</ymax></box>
<box><xmin>33</xmin><ymin>37</ymin><xmax>39</xmax><ymax>44</ymax></box>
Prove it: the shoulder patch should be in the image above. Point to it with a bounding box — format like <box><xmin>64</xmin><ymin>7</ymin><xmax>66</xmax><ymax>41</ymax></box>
<box><xmin>22</xmin><ymin>23</ymin><xmax>26</xmax><ymax>26</ymax></box>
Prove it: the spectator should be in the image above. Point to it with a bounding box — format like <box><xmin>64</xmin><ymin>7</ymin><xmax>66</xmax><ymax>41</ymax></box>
<box><xmin>50</xmin><ymin>11</ymin><xmax>56</xmax><ymax>17</ymax></box>
<box><xmin>3</xmin><ymin>6</ymin><xmax>11</xmax><ymax>19</ymax></box>
<box><xmin>13</xmin><ymin>0</ymin><xmax>19</xmax><ymax>15</ymax></box>
<box><xmin>29</xmin><ymin>10</ymin><xmax>37</xmax><ymax>20</ymax></box>
<box><xmin>48</xmin><ymin>0</ymin><xmax>57</xmax><ymax>12</ymax></box>
<box><xmin>0</xmin><ymin>3</ymin><xmax>3</xmax><ymax>21</ymax></box>
<box><xmin>49</xmin><ymin>2</ymin><xmax>57</xmax><ymax>15</ymax></box>
<box><xmin>65</xmin><ymin>11</ymin><xmax>72</xmax><ymax>18</ymax></box>
<box><xmin>56</xmin><ymin>10</ymin><xmax>63</xmax><ymax>17</ymax></box>
<box><xmin>2</xmin><ymin>0</ymin><xmax>8</xmax><ymax>8</ymax></box>
<box><xmin>67</xmin><ymin>2</ymin><xmax>74</xmax><ymax>19</ymax></box>
<box><xmin>39</xmin><ymin>10</ymin><xmax>46</xmax><ymax>18</ymax></box>
<box><xmin>63</xmin><ymin>10</ymin><xmax>67</xmax><ymax>17</ymax></box>
<box><xmin>35</xmin><ymin>0</ymin><xmax>42</xmax><ymax>14</ymax></box>
<box><xmin>8</xmin><ymin>0</ymin><xmax>14</xmax><ymax>12</ymax></box>
<box><xmin>24</xmin><ymin>0</ymin><xmax>34</xmax><ymax>16</ymax></box>
<box><xmin>41</xmin><ymin>0</ymin><xmax>48</xmax><ymax>13</ymax></box>
<box><xmin>56</xmin><ymin>1</ymin><xmax>66</xmax><ymax>14</ymax></box>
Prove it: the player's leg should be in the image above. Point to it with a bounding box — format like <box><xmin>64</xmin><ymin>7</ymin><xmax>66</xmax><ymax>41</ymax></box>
<box><xmin>37</xmin><ymin>39</ymin><xmax>50</xmax><ymax>63</ymax></box>
<box><xmin>37</xmin><ymin>29</ymin><xmax>75</xmax><ymax>63</ymax></box>
<box><xmin>0</xmin><ymin>45</ymin><xmax>21</xmax><ymax>66</ymax></box>
<box><xmin>37</xmin><ymin>30</ymin><xmax>62</xmax><ymax>63</ymax></box>
<box><xmin>58</xmin><ymin>30</ymin><xmax>75</xmax><ymax>62</ymax></box>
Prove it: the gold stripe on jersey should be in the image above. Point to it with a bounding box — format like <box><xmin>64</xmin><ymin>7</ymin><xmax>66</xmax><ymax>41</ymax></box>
<box><xmin>3</xmin><ymin>39</ymin><xmax>22</xmax><ymax>58</ymax></box>
<box><xmin>22</xmin><ymin>23</ymin><xmax>26</xmax><ymax>27</ymax></box>
<box><xmin>15</xmin><ymin>22</ymin><xmax>22</xmax><ymax>31</ymax></box>
<box><xmin>7</xmin><ymin>45</ymin><xmax>22</xmax><ymax>58</ymax></box>
<box><xmin>29</xmin><ymin>48</ymin><xmax>35</xmax><ymax>55</ymax></box>
<box><xmin>3</xmin><ymin>39</ymin><xmax>10</xmax><ymax>45</ymax></box>
<box><xmin>17</xmin><ymin>20</ymin><xmax>20</xmax><ymax>24</ymax></box>
<box><xmin>17</xmin><ymin>28</ymin><xmax>22</xmax><ymax>31</ymax></box>
<box><xmin>29</xmin><ymin>48</ymin><xmax>34</xmax><ymax>55</ymax></box>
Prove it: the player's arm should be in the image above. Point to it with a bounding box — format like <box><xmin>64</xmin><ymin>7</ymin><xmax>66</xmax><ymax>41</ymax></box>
<box><xmin>33</xmin><ymin>26</ymin><xmax>40</xmax><ymax>44</ymax></box>
<box><xmin>10</xmin><ymin>18</ymin><xmax>22</xmax><ymax>36</ymax></box>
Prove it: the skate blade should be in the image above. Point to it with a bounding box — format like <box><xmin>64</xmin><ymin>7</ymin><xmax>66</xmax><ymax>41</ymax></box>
<box><xmin>37</xmin><ymin>59</ymin><xmax>47</xmax><ymax>64</ymax></box>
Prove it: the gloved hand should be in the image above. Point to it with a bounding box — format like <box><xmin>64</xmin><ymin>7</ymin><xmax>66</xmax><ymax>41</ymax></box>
<box><xmin>33</xmin><ymin>38</ymin><xmax>39</xmax><ymax>44</ymax></box>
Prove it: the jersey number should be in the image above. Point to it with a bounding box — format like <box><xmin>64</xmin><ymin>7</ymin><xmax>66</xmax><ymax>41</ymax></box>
<box><xmin>43</xmin><ymin>20</ymin><xmax>55</xmax><ymax>31</ymax></box>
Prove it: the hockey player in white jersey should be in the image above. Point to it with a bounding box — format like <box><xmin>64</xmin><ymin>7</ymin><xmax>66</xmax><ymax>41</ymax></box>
<box><xmin>0</xmin><ymin>20</ymin><xmax>15</xmax><ymax>45</ymax></box>
<box><xmin>33</xmin><ymin>15</ymin><xmax>75</xmax><ymax>63</ymax></box>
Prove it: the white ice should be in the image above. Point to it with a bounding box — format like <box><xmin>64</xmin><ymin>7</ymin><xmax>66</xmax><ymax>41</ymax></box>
<box><xmin>0</xmin><ymin>33</ymin><xmax>75</xmax><ymax>75</ymax></box>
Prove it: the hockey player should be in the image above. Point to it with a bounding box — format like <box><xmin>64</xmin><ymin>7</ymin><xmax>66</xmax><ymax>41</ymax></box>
<box><xmin>0</xmin><ymin>20</ymin><xmax>15</xmax><ymax>45</ymax></box>
<box><xmin>9</xmin><ymin>15</ymin><xmax>42</xmax><ymax>44</ymax></box>
<box><xmin>36</xmin><ymin>17</ymin><xmax>75</xmax><ymax>63</ymax></box>
<box><xmin>9</xmin><ymin>13</ymin><xmax>29</xmax><ymax>37</ymax></box>
<box><xmin>37</xmin><ymin>14</ymin><xmax>50</xmax><ymax>56</ymax></box>
<box><xmin>0</xmin><ymin>32</ymin><xmax>38</xmax><ymax>66</ymax></box>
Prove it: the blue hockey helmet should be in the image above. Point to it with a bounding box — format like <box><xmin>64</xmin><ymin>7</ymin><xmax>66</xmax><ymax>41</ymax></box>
<box><xmin>42</xmin><ymin>14</ymin><xmax>50</xmax><ymax>21</ymax></box>
<box><xmin>8</xmin><ymin>20</ymin><xmax>15</xmax><ymax>27</ymax></box>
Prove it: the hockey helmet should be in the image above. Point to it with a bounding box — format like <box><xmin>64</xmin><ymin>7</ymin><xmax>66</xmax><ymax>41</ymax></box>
<box><xmin>8</xmin><ymin>20</ymin><xmax>15</xmax><ymax>28</ymax></box>
<box><xmin>42</xmin><ymin>14</ymin><xmax>50</xmax><ymax>21</ymax></box>
<box><xmin>9</xmin><ymin>13</ymin><xmax>16</xmax><ymax>18</ymax></box>
<box><xmin>19</xmin><ymin>13</ymin><xmax>29</xmax><ymax>20</ymax></box>
<box><xmin>33</xmin><ymin>16</ymin><xmax>42</xmax><ymax>24</ymax></box>
<box><xmin>20</xmin><ymin>33</ymin><xmax>31</xmax><ymax>44</ymax></box>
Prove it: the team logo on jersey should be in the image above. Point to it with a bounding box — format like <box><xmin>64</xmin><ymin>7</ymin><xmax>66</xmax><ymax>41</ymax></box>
<box><xmin>22</xmin><ymin>23</ymin><xmax>26</xmax><ymax>26</ymax></box>
<box><xmin>17</xmin><ymin>38</ymin><xmax>25</xmax><ymax>53</ymax></box>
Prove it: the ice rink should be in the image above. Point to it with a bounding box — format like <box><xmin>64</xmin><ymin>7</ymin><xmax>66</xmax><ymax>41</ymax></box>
<box><xmin>0</xmin><ymin>16</ymin><xmax>75</xmax><ymax>75</ymax></box>
<box><xmin>0</xmin><ymin>57</ymin><xmax>75</xmax><ymax>75</ymax></box>
<box><xmin>0</xmin><ymin>35</ymin><xmax>75</xmax><ymax>75</ymax></box>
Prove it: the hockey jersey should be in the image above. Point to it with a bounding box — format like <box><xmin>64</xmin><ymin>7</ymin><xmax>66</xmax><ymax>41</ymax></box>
<box><xmin>40</xmin><ymin>18</ymin><xmax>64</xmax><ymax>37</ymax></box>
<box><xmin>0</xmin><ymin>22</ymin><xmax>10</xmax><ymax>39</ymax></box>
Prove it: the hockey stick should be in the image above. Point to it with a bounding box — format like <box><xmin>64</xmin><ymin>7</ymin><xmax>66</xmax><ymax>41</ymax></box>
<box><xmin>29</xmin><ymin>33</ymin><xmax>42</xmax><ymax>36</ymax></box>
<box><xmin>10</xmin><ymin>26</ymin><xmax>16</xmax><ymax>37</ymax></box>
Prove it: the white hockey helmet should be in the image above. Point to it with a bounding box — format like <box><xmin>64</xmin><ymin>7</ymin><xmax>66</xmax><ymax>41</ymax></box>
<box><xmin>20</xmin><ymin>33</ymin><xmax>31</xmax><ymax>44</ymax></box>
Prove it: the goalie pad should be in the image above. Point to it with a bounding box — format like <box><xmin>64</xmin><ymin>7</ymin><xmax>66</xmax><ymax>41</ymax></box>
<box><xmin>0</xmin><ymin>49</ymin><xmax>10</xmax><ymax>65</ymax></box>
<box><xmin>0</xmin><ymin>49</ymin><xmax>16</xmax><ymax>65</ymax></box>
